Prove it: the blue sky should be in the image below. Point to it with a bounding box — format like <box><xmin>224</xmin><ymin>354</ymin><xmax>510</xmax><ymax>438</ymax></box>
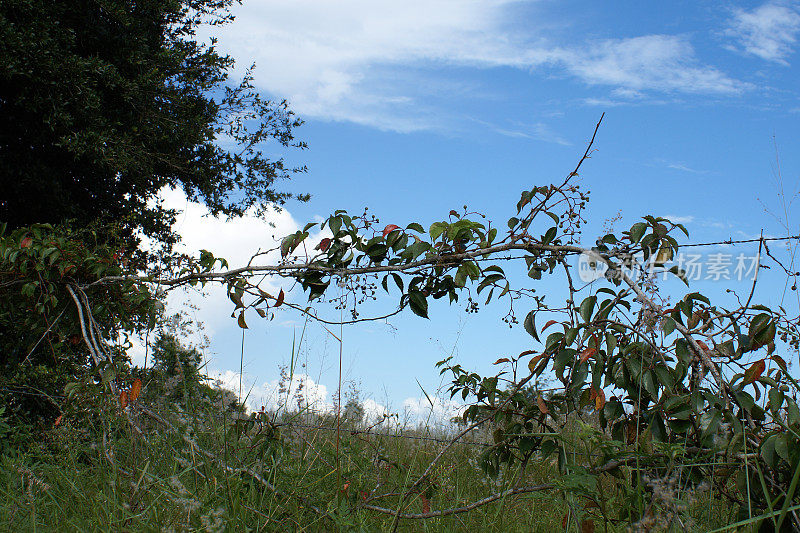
<box><xmin>142</xmin><ymin>0</ymin><xmax>800</xmax><ymax>422</ymax></box>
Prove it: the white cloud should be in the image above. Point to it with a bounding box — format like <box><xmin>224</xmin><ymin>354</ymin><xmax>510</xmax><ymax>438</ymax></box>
<box><xmin>563</xmin><ymin>35</ymin><xmax>743</xmax><ymax>95</ymax></box>
<box><xmin>402</xmin><ymin>395</ymin><xmax>464</xmax><ymax>426</ymax></box>
<box><xmin>154</xmin><ymin>187</ymin><xmax>330</xmax><ymax>337</ymax></box>
<box><xmin>205</xmin><ymin>2</ymin><xmax>744</xmax><ymax>131</ymax></box>
<box><xmin>211</xmin><ymin>369</ymin><xmax>332</xmax><ymax>413</ymax></box>
<box><xmin>726</xmin><ymin>2</ymin><xmax>800</xmax><ymax>65</ymax></box>
<box><xmin>662</xmin><ymin>215</ymin><xmax>695</xmax><ymax>225</ymax></box>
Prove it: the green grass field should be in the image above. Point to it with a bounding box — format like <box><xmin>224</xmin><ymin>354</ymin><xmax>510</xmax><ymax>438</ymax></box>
<box><xmin>0</xmin><ymin>392</ymin><xmax>747</xmax><ymax>533</ymax></box>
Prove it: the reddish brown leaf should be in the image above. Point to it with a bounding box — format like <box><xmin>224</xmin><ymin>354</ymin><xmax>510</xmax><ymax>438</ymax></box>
<box><xmin>237</xmin><ymin>310</ymin><xmax>248</xmax><ymax>329</ymax></box>
<box><xmin>256</xmin><ymin>308</ymin><xmax>267</xmax><ymax>318</ymax></box>
<box><xmin>518</xmin><ymin>349</ymin><xmax>536</xmax><ymax>357</ymax></box>
<box><xmin>317</xmin><ymin>237</ymin><xmax>332</xmax><ymax>252</ymax></box>
<box><xmin>54</xmin><ymin>414</ymin><xmax>63</xmax><ymax>427</ymax></box>
<box><xmin>20</xmin><ymin>236</ymin><xmax>32</xmax><ymax>249</ymax></box>
<box><xmin>580</xmin><ymin>347</ymin><xmax>597</xmax><ymax>363</ymax></box>
<box><xmin>493</xmin><ymin>358</ymin><xmax>511</xmax><ymax>365</ymax></box>
<box><xmin>542</xmin><ymin>319</ymin><xmax>558</xmax><ymax>332</ymax></box>
<box><xmin>594</xmin><ymin>388</ymin><xmax>606</xmax><ymax>411</ymax></box>
<box><xmin>129</xmin><ymin>379</ymin><xmax>142</xmax><ymax>402</ymax></box>
<box><xmin>382</xmin><ymin>224</ymin><xmax>400</xmax><ymax>238</ymax></box>
<box><xmin>743</xmin><ymin>359</ymin><xmax>766</xmax><ymax>385</ymax></box>
<box><xmin>536</xmin><ymin>394</ymin><xmax>550</xmax><ymax>414</ymax></box>
<box><xmin>119</xmin><ymin>390</ymin><xmax>129</xmax><ymax>409</ymax></box>
<box><xmin>274</xmin><ymin>289</ymin><xmax>285</xmax><ymax>307</ymax></box>
<box><xmin>696</xmin><ymin>340</ymin><xmax>711</xmax><ymax>352</ymax></box>
<box><xmin>421</xmin><ymin>494</ymin><xmax>431</xmax><ymax>514</ymax></box>
<box><xmin>528</xmin><ymin>353</ymin><xmax>547</xmax><ymax>374</ymax></box>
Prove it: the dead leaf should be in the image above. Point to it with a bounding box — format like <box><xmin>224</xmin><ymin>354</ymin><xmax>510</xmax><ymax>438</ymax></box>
<box><xmin>129</xmin><ymin>378</ymin><xmax>142</xmax><ymax>401</ymax></box>
<box><xmin>537</xmin><ymin>394</ymin><xmax>550</xmax><ymax>414</ymax></box>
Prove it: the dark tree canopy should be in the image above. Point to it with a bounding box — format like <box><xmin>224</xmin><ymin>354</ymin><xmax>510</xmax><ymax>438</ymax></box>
<box><xmin>0</xmin><ymin>0</ymin><xmax>307</xmax><ymax>246</ymax></box>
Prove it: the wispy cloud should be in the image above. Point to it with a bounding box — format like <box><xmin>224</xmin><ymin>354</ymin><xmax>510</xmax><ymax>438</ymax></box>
<box><xmin>657</xmin><ymin>159</ymin><xmax>710</xmax><ymax>175</ymax></box>
<box><xmin>662</xmin><ymin>215</ymin><xmax>695</xmax><ymax>225</ymax></box>
<box><xmin>564</xmin><ymin>35</ymin><xmax>744</xmax><ymax>95</ymax></box>
<box><xmin>475</xmin><ymin>118</ymin><xmax>571</xmax><ymax>145</ymax></box>
<box><xmin>726</xmin><ymin>1</ymin><xmax>800</xmax><ymax>65</ymax></box>
<box><xmin>207</xmin><ymin>1</ymin><xmax>745</xmax><ymax>131</ymax></box>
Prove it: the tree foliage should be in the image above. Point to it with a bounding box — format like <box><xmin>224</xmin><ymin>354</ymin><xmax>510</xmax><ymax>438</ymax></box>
<box><xmin>0</xmin><ymin>0</ymin><xmax>307</xmax><ymax>248</ymax></box>
<box><xmin>0</xmin><ymin>222</ymin><xmax>156</xmax><ymax>432</ymax></box>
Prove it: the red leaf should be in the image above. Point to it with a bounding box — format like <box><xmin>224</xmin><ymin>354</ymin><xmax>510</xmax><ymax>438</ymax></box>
<box><xmin>54</xmin><ymin>414</ymin><xmax>63</xmax><ymax>427</ymax></box>
<box><xmin>743</xmin><ymin>359</ymin><xmax>766</xmax><ymax>385</ymax></box>
<box><xmin>20</xmin><ymin>236</ymin><xmax>32</xmax><ymax>249</ymax></box>
<box><xmin>274</xmin><ymin>289</ymin><xmax>285</xmax><ymax>307</ymax></box>
<box><xmin>580</xmin><ymin>347</ymin><xmax>597</xmax><ymax>363</ymax></box>
<box><xmin>317</xmin><ymin>238</ymin><xmax>332</xmax><ymax>252</ymax></box>
<box><xmin>493</xmin><ymin>358</ymin><xmax>511</xmax><ymax>365</ymax></box>
<box><xmin>542</xmin><ymin>319</ymin><xmax>558</xmax><ymax>332</ymax></box>
<box><xmin>119</xmin><ymin>390</ymin><xmax>129</xmax><ymax>409</ymax></box>
<box><xmin>382</xmin><ymin>224</ymin><xmax>400</xmax><ymax>238</ymax></box>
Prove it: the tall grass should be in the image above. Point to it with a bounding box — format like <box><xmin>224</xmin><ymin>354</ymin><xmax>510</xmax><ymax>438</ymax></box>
<box><xmin>0</xmin><ymin>386</ymin><xmax>745</xmax><ymax>532</ymax></box>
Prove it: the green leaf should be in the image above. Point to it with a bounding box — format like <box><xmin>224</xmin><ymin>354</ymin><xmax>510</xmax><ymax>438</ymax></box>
<box><xmin>408</xmin><ymin>291</ymin><xmax>429</xmax><ymax>319</ymax></box>
<box><xmin>429</xmin><ymin>222</ymin><xmax>447</xmax><ymax>240</ymax></box>
<box><xmin>775</xmin><ymin>433</ymin><xmax>791</xmax><ymax>463</ymax></box>
<box><xmin>654</xmin><ymin>366</ymin><xmax>675</xmax><ymax>391</ymax></box>
<box><xmin>579</xmin><ymin>296</ymin><xmax>597</xmax><ymax>324</ymax></box>
<box><xmin>787</xmin><ymin>398</ymin><xmax>800</xmax><ymax>426</ymax></box>
<box><xmin>523</xmin><ymin>311</ymin><xmax>539</xmax><ymax>341</ymax></box>
<box><xmin>662</xmin><ymin>317</ymin><xmax>675</xmax><ymax>336</ymax></box>
<box><xmin>629</xmin><ymin>222</ymin><xmax>647</xmax><ymax>243</ymax></box>
<box><xmin>406</xmin><ymin>222</ymin><xmax>424</xmax><ymax>233</ymax></box>
<box><xmin>391</xmin><ymin>273</ymin><xmax>404</xmax><ymax>292</ymax></box>
<box><xmin>700</xmin><ymin>409</ymin><xmax>722</xmax><ymax>437</ymax></box>
<box><xmin>761</xmin><ymin>434</ymin><xmax>778</xmax><ymax>468</ymax></box>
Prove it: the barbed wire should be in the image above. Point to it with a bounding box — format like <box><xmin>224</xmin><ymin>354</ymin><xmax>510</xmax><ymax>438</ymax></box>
<box><xmin>463</xmin><ymin>234</ymin><xmax>800</xmax><ymax>264</ymax></box>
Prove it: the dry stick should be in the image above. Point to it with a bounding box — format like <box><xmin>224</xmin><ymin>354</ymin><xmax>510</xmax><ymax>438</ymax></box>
<box><xmin>66</xmin><ymin>285</ymin><xmax>103</xmax><ymax>369</ymax></box>
<box><xmin>364</xmin><ymin>483</ymin><xmax>555</xmax><ymax>519</ymax></box>
<box><xmin>89</xmin><ymin>240</ymin><xmax>586</xmax><ymax>287</ymax></box>
<box><xmin>368</xmin><ymin>455</ymin><xmax>641</xmax><ymax>521</ymax></box>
